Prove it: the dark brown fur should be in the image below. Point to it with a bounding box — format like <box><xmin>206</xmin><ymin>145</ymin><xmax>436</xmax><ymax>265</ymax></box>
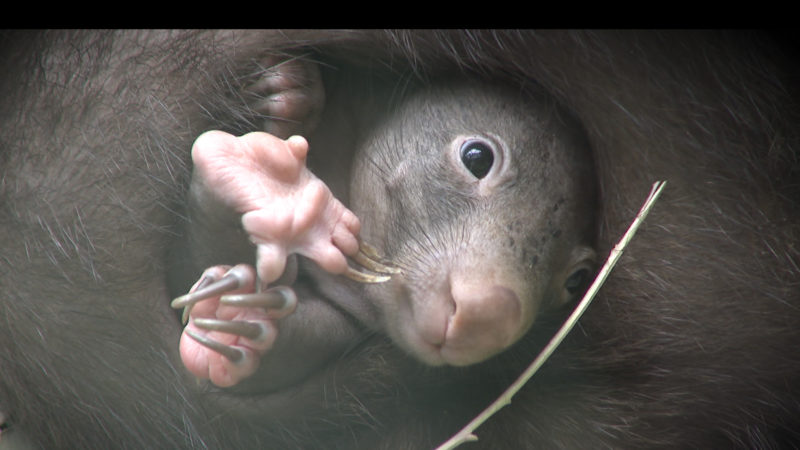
<box><xmin>0</xmin><ymin>30</ymin><xmax>798</xmax><ymax>449</ymax></box>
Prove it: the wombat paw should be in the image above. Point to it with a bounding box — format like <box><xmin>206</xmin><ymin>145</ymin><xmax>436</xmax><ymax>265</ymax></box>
<box><xmin>191</xmin><ymin>130</ymin><xmax>398</xmax><ymax>286</ymax></box>
<box><xmin>246</xmin><ymin>54</ymin><xmax>325</xmax><ymax>139</ymax></box>
<box><xmin>171</xmin><ymin>264</ymin><xmax>297</xmax><ymax>387</ymax></box>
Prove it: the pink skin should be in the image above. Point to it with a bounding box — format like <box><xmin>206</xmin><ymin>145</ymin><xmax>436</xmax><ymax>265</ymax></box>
<box><xmin>180</xmin><ymin>131</ymin><xmax>361</xmax><ymax>387</ymax></box>
<box><xmin>179</xmin><ymin>264</ymin><xmax>268</xmax><ymax>387</ymax></box>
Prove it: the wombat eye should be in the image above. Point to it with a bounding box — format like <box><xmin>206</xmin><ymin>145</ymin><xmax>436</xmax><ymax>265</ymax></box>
<box><xmin>564</xmin><ymin>268</ymin><xmax>590</xmax><ymax>295</ymax></box>
<box><xmin>459</xmin><ymin>139</ymin><xmax>495</xmax><ymax>179</ymax></box>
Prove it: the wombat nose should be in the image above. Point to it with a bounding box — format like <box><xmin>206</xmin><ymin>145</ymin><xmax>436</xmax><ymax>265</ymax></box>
<box><xmin>443</xmin><ymin>282</ymin><xmax>522</xmax><ymax>366</ymax></box>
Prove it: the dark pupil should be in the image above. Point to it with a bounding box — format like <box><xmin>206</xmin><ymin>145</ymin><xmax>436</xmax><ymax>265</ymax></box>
<box><xmin>565</xmin><ymin>269</ymin><xmax>589</xmax><ymax>295</ymax></box>
<box><xmin>460</xmin><ymin>141</ymin><xmax>494</xmax><ymax>179</ymax></box>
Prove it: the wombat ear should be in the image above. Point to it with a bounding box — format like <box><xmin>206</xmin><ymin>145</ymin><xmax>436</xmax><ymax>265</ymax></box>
<box><xmin>558</xmin><ymin>246</ymin><xmax>597</xmax><ymax>305</ymax></box>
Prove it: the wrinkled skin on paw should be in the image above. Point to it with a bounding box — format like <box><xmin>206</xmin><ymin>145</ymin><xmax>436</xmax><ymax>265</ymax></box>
<box><xmin>168</xmin><ymin>56</ymin><xmax>366</xmax><ymax>387</ymax></box>
<box><xmin>179</xmin><ymin>265</ymin><xmax>269</xmax><ymax>387</ymax></box>
<box><xmin>178</xmin><ymin>131</ymin><xmax>362</xmax><ymax>387</ymax></box>
<box><xmin>192</xmin><ymin>131</ymin><xmax>361</xmax><ymax>282</ymax></box>
<box><xmin>172</xmin><ymin>57</ymin><xmax>407</xmax><ymax>389</ymax></box>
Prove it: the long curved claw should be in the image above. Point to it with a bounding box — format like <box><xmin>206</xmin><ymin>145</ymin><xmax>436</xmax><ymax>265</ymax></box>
<box><xmin>193</xmin><ymin>318</ymin><xmax>268</xmax><ymax>341</ymax></box>
<box><xmin>172</xmin><ymin>275</ymin><xmax>217</xmax><ymax>324</ymax></box>
<box><xmin>184</xmin><ymin>328</ymin><xmax>246</xmax><ymax>364</ymax></box>
<box><xmin>343</xmin><ymin>266</ymin><xmax>392</xmax><ymax>283</ymax></box>
<box><xmin>219</xmin><ymin>287</ymin><xmax>298</xmax><ymax>319</ymax></box>
<box><xmin>344</xmin><ymin>241</ymin><xmax>402</xmax><ymax>284</ymax></box>
<box><xmin>171</xmin><ymin>266</ymin><xmax>250</xmax><ymax>310</ymax></box>
<box><xmin>171</xmin><ymin>265</ymin><xmax>253</xmax><ymax>323</ymax></box>
<box><xmin>351</xmin><ymin>242</ymin><xmax>402</xmax><ymax>275</ymax></box>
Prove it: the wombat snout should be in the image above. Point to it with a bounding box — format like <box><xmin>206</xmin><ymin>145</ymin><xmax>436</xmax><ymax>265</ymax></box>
<box><xmin>389</xmin><ymin>263</ymin><xmax>530</xmax><ymax>367</ymax></box>
<box><xmin>441</xmin><ymin>281</ymin><xmax>522</xmax><ymax>366</ymax></box>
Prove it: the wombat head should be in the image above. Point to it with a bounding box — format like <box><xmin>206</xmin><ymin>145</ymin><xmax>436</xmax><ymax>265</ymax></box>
<box><xmin>351</xmin><ymin>81</ymin><xmax>597</xmax><ymax>366</ymax></box>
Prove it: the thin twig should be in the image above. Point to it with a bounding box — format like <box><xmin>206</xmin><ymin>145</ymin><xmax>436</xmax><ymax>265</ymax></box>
<box><xmin>436</xmin><ymin>180</ymin><xmax>667</xmax><ymax>450</ymax></box>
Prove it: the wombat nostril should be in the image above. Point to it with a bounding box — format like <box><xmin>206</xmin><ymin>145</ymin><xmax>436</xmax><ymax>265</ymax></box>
<box><xmin>415</xmin><ymin>294</ymin><xmax>453</xmax><ymax>349</ymax></box>
<box><xmin>439</xmin><ymin>282</ymin><xmax>523</xmax><ymax>365</ymax></box>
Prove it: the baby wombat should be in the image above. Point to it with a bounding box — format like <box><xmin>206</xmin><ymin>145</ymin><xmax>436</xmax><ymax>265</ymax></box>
<box><xmin>172</xmin><ymin>71</ymin><xmax>597</xmax><ymax>386</ymax></box>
